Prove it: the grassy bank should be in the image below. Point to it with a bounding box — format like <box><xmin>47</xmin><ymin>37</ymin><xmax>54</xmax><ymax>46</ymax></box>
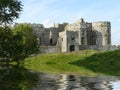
<box><xmin>25</xmin><ymin>50</ymin><xmax>120</xmax><ymax>76</ymax></box>
<box><xmin>70</xmin><ymin>50</ymin><xmax>120</xmax><ymax>76</ymax></box>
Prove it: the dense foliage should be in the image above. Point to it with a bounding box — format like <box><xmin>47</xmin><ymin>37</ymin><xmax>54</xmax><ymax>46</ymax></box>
<box><xmin>0</xmin><ymin>27</ymin><xmax>23</xmax><ymax>64</ymax></box>
<box><xmin>0</xmin><ymin>24</ymin><xmax>38</xmax><ymax>65</ymax></box>
<box><xmin>0</xmin><ymin>0</ymin><xmax>23</xmax><ymax>25</ymax></box>
<box><xmin>13</xmin><ymin>23</ymin><xmax>38</xmax><ymax>56</ymax></box>
<box><xmin>0</xmin><ymin>0</ymin><xmax>38</xmax><ymax>66</ymax></box>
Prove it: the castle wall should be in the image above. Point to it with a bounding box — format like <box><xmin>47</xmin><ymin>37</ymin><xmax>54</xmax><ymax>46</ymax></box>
<box><xmin>79</xmin><ymin>22</ymin><xmax>93</xmax><ymax>45</ymax></box>
<box><xmin>65</xmin><ymin>19</ymin><xmax>93</xmax><ymax>46</ymax></box>
<box><xmin>86</xmin><ymin>30</ymin><xmax>96</xmax><ymax>45</ymax></box>
<box><xmin>27</xmin><ymin>18</ymin><xmax>117</xmax><ymax>53</ymax></box>
<box><xmin>66</xmin><ymin>31</ymin><xmax>79</xmax><ymax>52</ymax></box>
<box><xmin>39</xmin><ymin>46</ymin><xmax>60</xmax><ymax>53</ymax></box>
<box><xmin>49</xmin><ymin>30</ymin><xmax>60</xmax><ymax>46</ymax></box>
<box><xmin>54</xmin><ymin>23</ymin><xmax>68</xmax><ymax>32</ymax></box>
<box><xmin>92</xmin><ymin>22</ymin><xmax>111</xmax><ymax>46</ymax></box>
<box><xmin>39</xmin><ymin>45</ymin><xmax>120</xmax><ymax>54</ymax></box>
<box><xmin>65</xmin><ymin>23</ymin><xmax>80</xmax><ymax>31</ymax></box>
<box><xmin>85</xmin><ymin>23</ymin><xmax>96</xmax><ymax>45</ymax></box>
<box><xmin>40</xmin><ymin>30</ymin><xmax>50</xmax><ymax>46</ymax></box>
<box><xmin>79</xmin><ymin>45</ymin><xmax>120</xmax><ymax>51</ymax></box>
<box><xmin>58</xmin><ymin>31</ymin><xmax>80</xmax><ymax>52</ymax></box>
<box><xmin>59</xmin><ymin>31</ymin><xmax>67</xmax><ymax>52</ymax></box>
<box><xmin>29</xmin><ymin>23</ymin><xmax>44</xmax><ymax>37</ymax></box>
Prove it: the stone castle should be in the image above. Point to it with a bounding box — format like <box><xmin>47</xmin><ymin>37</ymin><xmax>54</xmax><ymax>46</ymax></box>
<box><xmin>29</xmin><ymin>18</ymin><xmax>119</xmax><ymax>53</ymax></box>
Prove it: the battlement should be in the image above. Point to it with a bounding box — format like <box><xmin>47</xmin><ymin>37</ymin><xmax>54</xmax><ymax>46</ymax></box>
<box><xmin>54</xmin><ymin>23</ymin><xmax>68</xmax><ymax>28</ymax></box>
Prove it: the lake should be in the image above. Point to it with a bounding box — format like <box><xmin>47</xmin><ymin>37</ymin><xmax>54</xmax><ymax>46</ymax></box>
<box><xmin>0</xmin><ymin>67</ymin><xmax>120</xmax><ymax>90</ymax></box>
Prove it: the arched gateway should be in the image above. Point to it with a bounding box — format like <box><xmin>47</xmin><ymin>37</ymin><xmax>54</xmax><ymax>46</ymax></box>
<box><xmin>70</xmin><ymin>45</ymin><xmax>75</xmax><ymax>52</ymax></box>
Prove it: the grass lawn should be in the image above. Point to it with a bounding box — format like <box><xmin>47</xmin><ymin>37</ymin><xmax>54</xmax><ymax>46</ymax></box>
<box><xmin>25</xmin><ymin>50</ymin><xmax>120</xmax><ymax>76</ymax></box>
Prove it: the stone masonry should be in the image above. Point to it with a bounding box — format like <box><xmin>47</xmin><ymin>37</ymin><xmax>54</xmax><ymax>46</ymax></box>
<box><xmin>28</xmin><ymin>18</ymin><xmax>119</xmax><ymax>53</ymax></box>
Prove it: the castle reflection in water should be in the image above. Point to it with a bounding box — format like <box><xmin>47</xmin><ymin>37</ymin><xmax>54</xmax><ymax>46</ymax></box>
<box><xmin>33</xmin><ymin>73</ymin><xmax>120</xmax><ymax>90</ymax></box>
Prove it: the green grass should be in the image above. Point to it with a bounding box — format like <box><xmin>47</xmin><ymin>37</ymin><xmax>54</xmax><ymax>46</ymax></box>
<box><xmin>70</xmin><ymin>50</ymin><xmax>120</xmax><ymax>76</ymax></box>
<box><xmin>25</xmin><ymin>50</ymin><xmax>120</xmax><ymax>76</ymax></box>
<box><xmin>25</xmin><ymin>50</ymin><xmax>97</xmax><ymax>76</ymax></box>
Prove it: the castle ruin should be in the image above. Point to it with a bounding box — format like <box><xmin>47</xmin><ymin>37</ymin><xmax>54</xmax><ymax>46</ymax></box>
<box><xmin>29</xmin><ymin>18</ymin><xmax>120</xmax><ymax>53</ymax></box>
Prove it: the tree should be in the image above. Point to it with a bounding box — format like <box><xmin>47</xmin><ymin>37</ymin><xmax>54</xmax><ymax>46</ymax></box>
<box><xmin>0</xmin><ymin>0</ymin><xmax>23</xmax><ymax>66</ymax></box>
<box><xmin>13</xmin><ymin>23</ymin><xmax>38</xmax><ymax>57</ymax></box>
<box><xmin>0</xmin><ymin>27</ymin><xmax>13</xmax><ymax>64</ymax></box>
<box><xmin>0</xmin><ymin>26</ymin><xmax>24</xmax><ymax>65</ymax></box>
<box><xmin>0</xmin><ymin>23</ymin><xmax>38</xmax><ymax>66</ymax></box>
<box><xmin>0</xmin><ymin>0</ymin><xmax>23</xmax><ymax>25</ymax></box>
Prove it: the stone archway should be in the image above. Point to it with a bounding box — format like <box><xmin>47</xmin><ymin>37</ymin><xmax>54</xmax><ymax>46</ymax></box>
<box><xmin>70</xmin><ymin>45</ymin><xmax>75</xmax><ymax>52</ymax></box>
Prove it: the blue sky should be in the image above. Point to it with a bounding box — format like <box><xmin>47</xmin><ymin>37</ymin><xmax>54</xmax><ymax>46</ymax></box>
<box><xmin>16</xmin><ymin>0</ymin><xmax>120</xmax><ymax>45</ymax></box>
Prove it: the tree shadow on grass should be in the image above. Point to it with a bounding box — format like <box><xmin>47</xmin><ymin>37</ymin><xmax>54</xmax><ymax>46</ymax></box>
<box><xmin>69</xmin><ymin>50</ymin><xmax>120</xmax><ymax>76</ymax></box>
<box><xmin>0</xmin><ymin>66</ymin><xmax>40</xmax><ymax>90</ymax></box>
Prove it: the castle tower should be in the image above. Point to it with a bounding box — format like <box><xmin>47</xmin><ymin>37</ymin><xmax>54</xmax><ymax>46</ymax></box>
<box><xmin>92</xmin><ymin>21</ymin><xmax>111</xmax><ymax>46</ymax></box>
<box><xmin>58</xmin><ymin>31</ymin><xmax>79</xmax><ymax>52</ymax></box>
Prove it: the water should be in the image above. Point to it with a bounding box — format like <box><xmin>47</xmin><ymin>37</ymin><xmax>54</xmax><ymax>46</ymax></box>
<box><xmin>33</xmin><ymin>73</ymin><xmax>120</xmax><ymax>90</ymax></box>
<box><xmin>0</xmin><ymin>67</ymin><xmax>120</xmax><ymax>90</ymax></box>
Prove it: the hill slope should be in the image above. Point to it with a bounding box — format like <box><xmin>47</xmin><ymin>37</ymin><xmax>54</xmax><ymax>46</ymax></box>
<box><xmin>25</xmin><ymin>50</ymin><xmax>120</xmax><ymax>76</ymax></box>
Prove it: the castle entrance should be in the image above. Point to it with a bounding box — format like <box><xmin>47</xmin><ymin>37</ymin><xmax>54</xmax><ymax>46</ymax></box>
<box><xmin>70</xmin><ymin>45</ymin><xmax>75</xmax><ymax>52</ymax></box>
<box><xmin>50</xmin><ymin>39</ymin><xmax>53</xmax><ymax>45</ymax></box>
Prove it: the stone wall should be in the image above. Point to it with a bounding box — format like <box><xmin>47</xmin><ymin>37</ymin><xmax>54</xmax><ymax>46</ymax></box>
<box><xmin>59</xmin><ymin>31</ymin><xmax>67</xmax><ymax>52</ymax></box>
<box><xmin>92</xmin><ymin>21</ymin><xmax>111</xmax><ymax>46</ymax></box>
<box><xmin>39</xmin><ymin>46</ymin><xmax>60</xmax><ymax>53</ymax></box>
<box><xmin>66</xmin><ymin>31</ymin><xmax>79</xmax><ymax>52</ymax></box>
<box><xmin>79</xmin><ymin>45</ymin><xmax>120</xmax><ymax>51</ymax></box>
<box><xmin>39</xmin><ymin>45</ymin><xmax>120</xmax><ymax>54</ymax></box>
<box><xmin>29</xmin><ymin>23</ymin><xmax>44</xmax><ymax>37</ymax></box>
<box><xmin>17</xmin><ymin>19</ymin><xmax>118</xmax><ymax>54</ymax></box>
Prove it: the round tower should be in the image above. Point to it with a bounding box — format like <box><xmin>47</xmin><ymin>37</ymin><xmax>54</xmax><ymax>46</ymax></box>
<box><xmin>92</xmin><ymin>21</ymin><xmax>111</xmax><ymax>46</ymax></box>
